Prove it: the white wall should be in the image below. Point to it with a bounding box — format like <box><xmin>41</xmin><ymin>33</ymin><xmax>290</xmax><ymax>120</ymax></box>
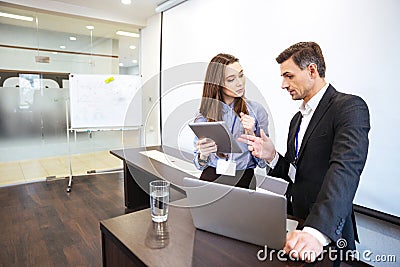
<box><xmin>140</xmin><ymin>13</ymin><xmax>162</xmax><ymax>146</ymax></box>
<box><xmin>160</xmin><ymin>0</ymin><xmax>400</xmax><ymax>218</ymax></box>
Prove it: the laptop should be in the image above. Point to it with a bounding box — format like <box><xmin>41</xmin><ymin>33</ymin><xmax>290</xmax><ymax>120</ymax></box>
<box><xmin>183</xmin><ymin>177</ymin><xmax>296</xmax><ymax>249</ymax></box>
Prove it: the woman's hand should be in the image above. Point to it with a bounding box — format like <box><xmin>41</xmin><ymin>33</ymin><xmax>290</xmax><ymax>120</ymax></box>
<box><xmin>240</xmin><ymin>112</ymin><xmax>255</xmax><ymax>135</ymax></box>
<box><xmin>196</xmin><ymin>138</ymin><xmax>217</xmax><ymax>160</ymax></box>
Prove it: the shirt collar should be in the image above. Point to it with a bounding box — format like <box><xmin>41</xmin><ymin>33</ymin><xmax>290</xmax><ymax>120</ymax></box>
<box><xmin>222</xmin><ymin>99</ymin><xmax>235</xmax><ymax>113</ymax></box>
<box><xmin>299</xmin><ymin>83</ymin><xmax>329</xmax><ymax>116</ymax></box>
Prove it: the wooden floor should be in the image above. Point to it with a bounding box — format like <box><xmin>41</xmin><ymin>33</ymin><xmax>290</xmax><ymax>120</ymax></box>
<box><xmin>0</xmin><ymin>172</ymin><xmax>126</xmax><ymax>267</ymax></box>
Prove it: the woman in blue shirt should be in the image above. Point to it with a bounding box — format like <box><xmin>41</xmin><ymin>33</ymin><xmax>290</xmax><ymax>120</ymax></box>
<box><xmin>193</xmin><ymin>53</ymin><xmax>269</xmax><ymax>189</ymax></box>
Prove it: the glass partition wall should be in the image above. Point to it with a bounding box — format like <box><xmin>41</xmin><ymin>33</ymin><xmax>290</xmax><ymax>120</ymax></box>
<box><xmin>0</xmin><ymin>5</ymin><xmax>141</xmax><ymax>186</ymax></box>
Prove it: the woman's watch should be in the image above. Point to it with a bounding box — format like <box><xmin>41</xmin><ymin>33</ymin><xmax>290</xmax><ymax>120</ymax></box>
<box><xmin>198</xmin><ymin>155</ymin><xmax>208</xmax><ymax>165</ymax></box>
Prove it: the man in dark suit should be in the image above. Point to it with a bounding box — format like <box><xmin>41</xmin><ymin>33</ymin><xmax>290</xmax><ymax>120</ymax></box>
<box><xmin>238</xmin><ymin>42</ymin><xmax>370</xmax><ymax>262</ymax></box>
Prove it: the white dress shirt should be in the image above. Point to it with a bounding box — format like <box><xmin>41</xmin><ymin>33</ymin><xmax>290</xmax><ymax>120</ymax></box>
<box><xmin>296</xmin><ymin>83</ymin><xmax>329</xmax><ymax>152</ymax></box>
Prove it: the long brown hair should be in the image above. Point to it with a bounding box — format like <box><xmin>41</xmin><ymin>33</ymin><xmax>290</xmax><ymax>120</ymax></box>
<box><xmin>199</xmin><ymin>53</ymin><xmax>249</xmax><ymax>121</ymax></box>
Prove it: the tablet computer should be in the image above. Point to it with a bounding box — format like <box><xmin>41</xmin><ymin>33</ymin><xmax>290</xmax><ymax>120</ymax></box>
<box><xmin>189</xmin><ymin>121</ymin><xmax>243</xmax><ymax>153</ymax></box>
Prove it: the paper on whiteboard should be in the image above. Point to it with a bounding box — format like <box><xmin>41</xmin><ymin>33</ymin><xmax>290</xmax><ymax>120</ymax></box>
<box><xmin>140</xmin><ymin>150</ymin><xmax>202</xmax><ymax>178</ymax></box>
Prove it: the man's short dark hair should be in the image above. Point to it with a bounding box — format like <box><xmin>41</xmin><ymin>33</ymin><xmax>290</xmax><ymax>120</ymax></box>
<box><xmin>276</xmin><ymin>42</ymin><xmax>326</xmax><ymax>78</ymax></box>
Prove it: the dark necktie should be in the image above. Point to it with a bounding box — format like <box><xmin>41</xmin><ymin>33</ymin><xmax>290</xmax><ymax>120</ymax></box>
<box><xmin>293</xmin><ymin>113</ymin><xmax>302</xmax><ymax>165</ymax></box>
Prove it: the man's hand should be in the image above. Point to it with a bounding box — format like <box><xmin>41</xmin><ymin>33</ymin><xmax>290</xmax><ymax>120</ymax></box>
<box><xmin>283</xmin><ymin>230</ymin><xmax>324</xmax><ymax>263</ymax></box>
<box><xmin>196</xmin><ymin>138</ymin><xmax>217</xmax><ymax>160</ymax></box>
<box><xmin>239</xmin><ymin>112</ymin><xmax>255</xmax><ymax>135</ymax></box>
<box><xmin>237</xmin><ymin>129</ymin><xmax>276</xmax><ymax>162</ymax></box>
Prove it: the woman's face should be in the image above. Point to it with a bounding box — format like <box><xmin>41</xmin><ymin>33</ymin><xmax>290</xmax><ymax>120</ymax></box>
<box><xmin>221</xmin><ymin>61</ymin><xmax>245</xmax><ymax>103</ymax></box>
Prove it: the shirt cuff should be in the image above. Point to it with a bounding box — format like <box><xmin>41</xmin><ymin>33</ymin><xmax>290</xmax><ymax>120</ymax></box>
<box><xmin>266</xmin><ymin>151</ymin><xmax>279</xmax><ymax>169</ymax></box>
<box><xmin>194</xmin><ymin>153</ymin><xmax>208</xmax><ymax>171</ymax></box>
<box><xmin>254</xmin><ymin>157</ymin><xmax>268</xmax><ymax>168</ymax></box>
<box><xmin>302</xmin><ymin>227</ymin><xmax>331</xmax><ymax>246</ymax></box>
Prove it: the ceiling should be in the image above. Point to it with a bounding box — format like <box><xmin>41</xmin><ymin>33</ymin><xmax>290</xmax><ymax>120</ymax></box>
<box><xmin>0</xmin><ymin>0</ymin><xmax>166</xmax><ymax>68</ymax></box>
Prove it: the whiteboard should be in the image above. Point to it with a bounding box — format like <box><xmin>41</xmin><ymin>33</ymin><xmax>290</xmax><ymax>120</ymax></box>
<box><xmin>69</xmin><ymin>74</ymin><xmax>142</xmax><ymax>129</ymax></box>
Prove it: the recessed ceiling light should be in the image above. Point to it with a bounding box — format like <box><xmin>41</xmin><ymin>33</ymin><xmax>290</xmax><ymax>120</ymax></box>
<box><xmin>116</xmin><ymin>31</ymin><xmax>139</xmax><ymax>38</ymax></box>
<box><xmin>132</xmin><ymin>60</ymin><xmax>138</xmax><ymax>64</ymax></box>
<box><xmin>0</xmin><ymin>12</ymin><xmax>33</xmax><ymax>22</ymax></box>
<box><xmin>129</xmin><ymin>45</ymin><xmax>136</xmax><ymax>50</ymax></box>
<box><xmin>69</xmin><ymin>36</ymin><xmax>77</xmax><ymax>41</ymax></box>
<box><xmin>86</xmin><ymin>25</ymin><xmax>95</xmax><ymax>30</ymax></box>
<box><xmin>52</xmin><ymin>52</ymin><xmax>58</xmax><ymax>54</ymax></box>
<box><xmin>119</xmin><ymin>63</ymin><xmax>124</xmax><ymax>67</ymax></box>
<box><xmin>59</xmin><ymin>45</ymin><xmax>66</xmax><ymax>49</ymax></box>
<box><xmin>121</xmin><ymin>0</ymin><xmax>132</xmax><ymax>4</ymax></box>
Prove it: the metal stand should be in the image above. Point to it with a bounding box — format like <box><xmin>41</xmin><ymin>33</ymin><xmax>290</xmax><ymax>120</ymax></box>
<box><xmin>66</xmin><ymin>99</ymin><xmax>73</xmax><ymax>192</ymax></box>
<box><xmin>65</xmin><ymin>98</ymin><xmax>142</xmax><ymax>192</ymax></box>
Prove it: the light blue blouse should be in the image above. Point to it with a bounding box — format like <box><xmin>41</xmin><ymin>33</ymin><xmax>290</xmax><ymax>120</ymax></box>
<box><xmin>193</xmin><ymin>99</ymin><xmax>269</xmax><ymax>171</ymax></box>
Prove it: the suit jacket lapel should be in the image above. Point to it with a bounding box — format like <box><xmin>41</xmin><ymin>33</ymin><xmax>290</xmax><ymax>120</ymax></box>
<box><xmin>297</xmin><ymin>85</ymin><xmax>337</xmax><ymax>160</ymax></box>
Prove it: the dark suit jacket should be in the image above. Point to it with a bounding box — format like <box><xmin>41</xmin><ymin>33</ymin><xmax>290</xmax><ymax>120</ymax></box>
<box><xmin>269</xmin><ymin>85</ymin><xmax>370</xmax><ymax>250</ymax></box>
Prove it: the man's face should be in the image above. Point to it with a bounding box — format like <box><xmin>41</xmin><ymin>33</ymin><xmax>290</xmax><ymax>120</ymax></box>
<box><xmin>280</xmin><ymin>57</ymin><xmax>314</xmax><ymax>102</ymax></box>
